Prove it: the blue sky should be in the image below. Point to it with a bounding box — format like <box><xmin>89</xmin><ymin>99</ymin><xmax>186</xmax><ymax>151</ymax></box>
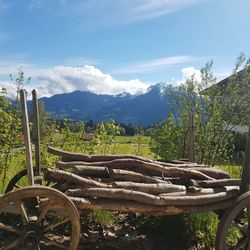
<box><xmin>0</xmin><ymin>0</ymin><xmax>249</xmax><ymax>97</ymax></box>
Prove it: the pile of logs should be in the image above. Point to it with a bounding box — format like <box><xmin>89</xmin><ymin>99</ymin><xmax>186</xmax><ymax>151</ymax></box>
<box><xmin>46</xmin><ymin>147</ymin><xmax>240</xmax><ymax>216</ymax></box>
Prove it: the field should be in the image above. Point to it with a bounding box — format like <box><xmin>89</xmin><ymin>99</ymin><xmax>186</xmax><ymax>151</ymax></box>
<box><xmin>0</xmin><ymin>134</ymin><xmax>242</xmax><ymax>192</ymax></box>
<box><xmin>0</xmin><ymin>135</ymin><xmax>154</xmax><ymax>192</ymax></box>
<box><xmin>0</xmin><ymin>134</ymin><xmax>243</xmax><ymax>249</ymax></box>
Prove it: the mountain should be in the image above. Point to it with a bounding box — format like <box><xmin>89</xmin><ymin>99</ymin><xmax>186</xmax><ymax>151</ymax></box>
<box><xmin>40</xmin><ymin>83</ymin><xmax>174</xmax><ymax>126</ymax></box>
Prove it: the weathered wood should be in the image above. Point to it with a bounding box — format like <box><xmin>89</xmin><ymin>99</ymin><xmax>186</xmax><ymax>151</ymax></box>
<box><xmin>73</xmin><ymin>166</ymin><xmax>166</xmax><ymax>184</ymax></box>
<box><xmin>69</xmin><ymin>196</ymin><xmax>180</xmax><ymax>214</ymax></box>
<box><xmin>197</xmin><ymin>179</ymin><xmax>241</xmax><ymax>188</ymax></box>
<box><xmin>49</xmin><ymin>146</ymin><xmax>207</xmax><ymax>168</ymax></box>
<box><xmin>108</xmin><ymin>168</ymin><xmax>167</xmax><ymax>183</ymax></box>
<box><xmin>67</xmin><ymin>188</ymin><xmax>164</xmax><ymax>205</ymax></box>
<box><xmin>57</xmin><ymin>159</ymin><xmax>214</xmax><ymax>180</ymax></box>
<box><xmin>158</xmin><ymin>189</ymin><xmax>238</xmax><ymax>205</ymax></box>
<box><xmin>44</xmin><ymin>168</ymin><xmax>109</xmax><ymax>188</ymax></box>
<box><xmin>32</xmin><ymin>89</ymin><xmax>41</xmax><ymax>177</ymax></box>
<box><xmin>187</xmin><ymin>186</ymin><xmax>239</xmax><ymax>194</ymax></box>
<box><xmin>60</xmin><ymin>161</ymin><xmax>225</xmax><ymax>179</ymax></box>
<box><xmin>154</xmin><ymin>177</ymin><xmax>198</xmax><ymax>186</ymax></box>
<box><xmin>72</xmin><ymin>166</ymin><xmax>110</xmax><ymax>177</ymax></box>
<box><xmin>112</xmin><ymin>182</ymin><xmax>186</xmax><ymax>194</ymax></box>
<box><xmin>20</xmin><ymin>89</ymin><xmax>34</xmax><ymax>186</ymax></box>
<box><xmin>188</xmin><ymin>168</ymin><xmax>229</xmax><ymax>179</ymax></box>
<box><xmin>67</xmin><ymin>187</ymin><xmax>238</xmax><ymax>206</ymax></box>
<box><xmin>68</xmin><ymin>196</ymin><xmax>234</xmax><ymax>215</ymax></box>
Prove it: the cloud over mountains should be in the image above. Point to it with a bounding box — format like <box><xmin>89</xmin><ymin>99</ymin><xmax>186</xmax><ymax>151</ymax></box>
<box><xmin>0</xmin><ymin>65</ymin><xmax>150</xmax><ymax>98</ymax></box>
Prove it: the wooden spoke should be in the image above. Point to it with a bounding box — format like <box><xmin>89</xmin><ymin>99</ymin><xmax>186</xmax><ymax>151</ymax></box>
<box><xmin>43</xmin><ymin>236</ymin><xmax>68</xmax><ymax>249</ymax></box>
<box><xmin>0</xmin><ymin>222</ymin><xmax>22</xmax><ymax>235</ymax></box>
<box><xmin>44</xmin><ymin>217</ymin><xmax>70</xmax><ymax>232</ymax></box>
<box><xmin>0</xmin><ymin>186</ymin><xmax>80</xmax><ymax>250</ymax></box>
<box><xmin>17</xmin><ymin>200</ymin><xmax>29</xmax><ymax>225</ymax></box>
<box><xmin>36</xmin><ymin>199</ymin><xmax>51</xmax><ymax>224</ymax></box>
<box><xmin>0</xmin><ymin>236</ymin><xmax>22</xmax><ymax>250</ymax></box>
<box><xmin>216</xmin><ymin>192</ymin><xmax>250</xmax><ymax>250</ymax></box>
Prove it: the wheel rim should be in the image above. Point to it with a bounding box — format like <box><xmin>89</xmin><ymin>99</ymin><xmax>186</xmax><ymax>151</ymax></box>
<box><xmin>216</xmin><ymin>191</ymin><xmax>250</xmax><ymax>250</ymax></box>
<box><xmin>0</xmin><ymin>186</ymin><xmax>81</xmax><ymax>250</ymax></box>
<box><xmin>5</xmin><ymin>168</ymin><xmax>67</xmax><ymax>194</ymax></box>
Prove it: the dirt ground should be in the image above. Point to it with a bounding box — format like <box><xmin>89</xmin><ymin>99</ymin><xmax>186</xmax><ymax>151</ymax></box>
<box><xmin>77</xmin><ymin>213</ymin><xmax>203</xmax><ymax>250</ymax></box>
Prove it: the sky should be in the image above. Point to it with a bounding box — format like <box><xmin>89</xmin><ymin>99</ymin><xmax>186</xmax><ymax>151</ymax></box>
<box><xmin>0</xmin><ymin>0</ymin><xmax>249</xmax><ymax>98</ymax></box>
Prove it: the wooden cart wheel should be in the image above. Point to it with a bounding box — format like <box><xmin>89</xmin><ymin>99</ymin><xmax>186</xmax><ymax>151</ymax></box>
<box><xmin>216</xmin><ymin>191</ymin><xmax>250</xmax><ymax>250</ymax></box>
<box><xmin>5</xmin><ymin>167</ymin><xmax>58</xmax><ymax>193</ymax></box>
<box><xmin>5</xmin><ymin>168</ymin><xmax>30</xmax><ymax>193</ymax></box>
<box><xmin>0</xmin><ymin>186</ymin><xmax>81</xmax><ymax>250</ymax></box>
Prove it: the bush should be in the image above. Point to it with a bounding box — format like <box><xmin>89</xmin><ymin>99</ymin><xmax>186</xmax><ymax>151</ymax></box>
<box><xmin>89</xmin><ymin>209</ymin><xmax>115</xmax><ymax>227</ymax></box>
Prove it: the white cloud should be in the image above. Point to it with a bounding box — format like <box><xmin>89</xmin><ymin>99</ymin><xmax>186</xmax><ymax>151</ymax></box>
<box><xmin>131</xmin><ymin>0</ymin><xmax>204</xmax><ymax>22</ymax></box>
<box><xmin>115</xmin><ymin>56</ymin><xmax>195</xmax><ymax>74</ymax></box>
<box><xmin>0</xmin><ymin>65</ymin><xmax>150</xmax><ymax>98</ymax></box>
<box><xmin>169</xmin><ymin>66</ymin><xmax>201</xmax><ymax>87</ymax></box>
<box><xmin>182</xmin><ymin>66</ymin><xmax>201</xmax><ymax>82</ymax></box>
<box><xmin>0</xmin><ymin>81</ymin><xmax>18</xmax><ymax>99</ymax></box>
<box><xmin>24</xmin><ymin>0</ymin><xmax>205</xmax><ymax>29</ymax></box>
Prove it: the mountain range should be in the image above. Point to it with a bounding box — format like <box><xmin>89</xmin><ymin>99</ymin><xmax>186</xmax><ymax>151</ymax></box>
<box><xmin>40</xmin><ymin>83</ymin><xmax>174</xmax><ymax>126</ymax></box>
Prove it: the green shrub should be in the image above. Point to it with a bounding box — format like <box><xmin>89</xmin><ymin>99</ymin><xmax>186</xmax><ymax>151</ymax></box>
<box><xmin>89</xmin><ymin>209</ymin><xmax>115</xmax><ymax>227</ymax></box>
<box><xmin>184</xmin><ymin>212</ymin><xmax>218</xmax><ymax>249</ymax></box>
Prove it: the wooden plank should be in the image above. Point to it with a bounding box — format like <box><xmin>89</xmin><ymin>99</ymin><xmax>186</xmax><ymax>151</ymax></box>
<box><xmin>67</xmin><ymin>197</ymin><xmax>234</xmax><ymax>215</ymax></box>
<box><xmin>32</xmin><ymin>89</ymin><xmax>41</xmax><ymax>177</ymax></box>
<box><xmin>66</xmin><ymin>187</ymin><xmax>238</xmax><ymax>206</ymax></box>
<box><xmin>20</xmin><ymin>89</ymin><xmax>34</xmax><ymax>186</ymax></box>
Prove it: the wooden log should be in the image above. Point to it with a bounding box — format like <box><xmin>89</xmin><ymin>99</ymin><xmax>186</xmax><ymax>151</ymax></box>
<box><xmin>59</xmin><ymin>160</ymin><xmax>227</xmax><ymax>180</ymax></box>
<box><xmin>57</xmin><ymin>160</ymin><xmax>214</xmax><ymax>180</ymax></box>
<box><xmin>73</xmin><ymin>166</ymin><xmax>110</xmax><ymax>177</ymax></box>
<box><xmin>67</xmin><ymin>187</ymin><xmax>238</xmax><ymax>206</ymax></box>
<box><xmin>112</xmin><ymin>182</ymin><xmax>186</xmax><ymax>194</ymax></box>
<box><xmin>188</xmin><ymin>168</ymin><xmax>229</xmax><ymax>179</ymax></box>
<box><xmin>44</xmin><ymin>168</ymin><xmax>109</xmax><ymax>188</ymax></box>
<box><xmin>108</xmin><ymin>168</ymin><xmax>167</xmax><ymax>183</ymax></box>
<box><xmin>187</xmin><ymin>186</ymin><xmax>239</xmax><ymax>194</ymax></box>
<box><xmin>67</xmin><ymin>188</ymin><xmax>164</xmax><ymax>205</ymax></box>
<box><xmin>158</xmin><ymin>189</ymin><xmax>238</xmax><ymax>205</ymax></box>
<box><xmin>73</xmin><ymin>167</ymin><xmax>166</xmax><ymax>184</ymax></box>
<box><xmin>154</xmin><ymin>177</ymin><xmax>197</xmax><ymax>186</ymax></box>
<box><xmin>66</xmin><ymin>197</ymin><xmax>234</xmax><ymax>216</ymax></box>
<box><xmin>49</xmin><ymin>146</ymin><xmax>207</xmax><ymax>168</ymax></box>
<box><xmin>197</xmin><ymin>179</ymin><xmax>241</xmax><ymax>188</ymax></box>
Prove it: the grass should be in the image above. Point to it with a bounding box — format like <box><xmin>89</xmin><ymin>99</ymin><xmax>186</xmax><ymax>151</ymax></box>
<box><xmin>0</xmin><ymin>135</ymin><xmax>244</xmax><ymax>249</ymax></box>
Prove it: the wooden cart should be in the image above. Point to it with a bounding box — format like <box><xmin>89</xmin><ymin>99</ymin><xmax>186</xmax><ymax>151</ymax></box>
<box><xmin>0</xmin><ymin>89</ymin><xmax>250</xmax><ymax>250</ymax></box>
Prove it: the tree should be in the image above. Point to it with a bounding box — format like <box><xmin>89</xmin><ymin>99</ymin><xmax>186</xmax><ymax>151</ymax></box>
<box><xmin>150</xmin><ymin>114</ymin><xmax>184</xmax><ymax>160</ymax></box>
<box><xmin>150</xmin><ymin>54</ymin><xmax>250</xmax><ymax>165</ymax></box>
<box><xmin>0</xmin><ymin>69</ymin><xmax>30</xmax><ymax>185</ymax></box>
<box><xmin>31</xmin><ymin>100</ymin><xmax>48</xmax><ymax>141</ymax></box>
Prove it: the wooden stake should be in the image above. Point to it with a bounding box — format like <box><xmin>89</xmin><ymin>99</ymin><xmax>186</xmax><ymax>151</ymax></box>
<box><xmin>20</xmin><ymin>89</ymin><xmax>34</xmax><ymax>186</ymax></box>
<box><xmin>32</xmin><ymin>89</ymin><xmax>41</xmax><ymax>176</ymax></box>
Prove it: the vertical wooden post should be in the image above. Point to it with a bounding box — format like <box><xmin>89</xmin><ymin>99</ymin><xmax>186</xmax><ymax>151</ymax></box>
<box><xmin>189</xmin><ymin>109</ymin><xmax>196</xmax><ymax>162</ymax></box>
<box><xmin>20</xmin><ymin>89</ymin><xmax>34</xmax><ymax>186</ymax></box>
<box><xmin>239</xmin><ymin>125</ymin><xmax>250</xmax><ymax>195</ymax></box>
<box><xmin>32</xmin><ymin>89</ymin><xmax>41</xmax><ymax>176</ymax></box>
